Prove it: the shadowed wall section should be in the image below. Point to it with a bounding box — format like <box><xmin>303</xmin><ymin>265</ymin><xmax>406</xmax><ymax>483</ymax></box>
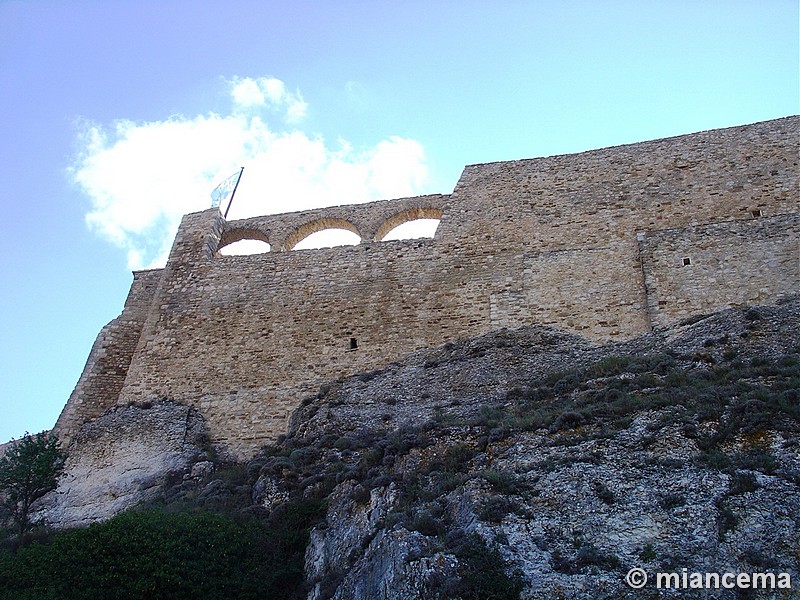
<box><xmin>54</xmin><ymin>270</ymin><xmax>162</xmax><ymax>439</ymax></box>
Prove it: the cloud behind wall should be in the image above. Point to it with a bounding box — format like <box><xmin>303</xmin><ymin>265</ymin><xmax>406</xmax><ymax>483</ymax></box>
<box><xmin>69</xmin><ymin>76</ymin><xmax>429</xmax><ymax>269</ymax></box>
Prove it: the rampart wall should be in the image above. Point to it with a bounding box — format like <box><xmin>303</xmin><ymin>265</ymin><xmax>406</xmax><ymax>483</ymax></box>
<box><xmin>54</xmin><ymin>269</ymin><xmax>161</xmax><ymax>440</ymax></box>
<box><xmin>54</xmin><ymin>116</ymin><xmax>800</xmax><ymax>457</ymax></box>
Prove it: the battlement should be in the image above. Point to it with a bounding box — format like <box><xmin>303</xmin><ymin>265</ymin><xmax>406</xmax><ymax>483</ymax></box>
<box><xmin>55</xmin><ymin>117</ymin><xmax>800</xmax><ymax>457</ymax></box>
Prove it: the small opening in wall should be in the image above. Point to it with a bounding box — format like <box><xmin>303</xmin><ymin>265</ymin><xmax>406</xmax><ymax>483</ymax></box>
<box><xmin>751</xmin><ymin>209</ymin><xmax>763</xmax><ymax>218</ymax></box>
<box><xmin>349</xmin><ymin>337</ymin><xmax>358</xmax><ymax>351</ymax></box>
<box><xmin>682</xmin><ymin>257</ymin><xmax>692</xmax><ymax>266</ymax></box>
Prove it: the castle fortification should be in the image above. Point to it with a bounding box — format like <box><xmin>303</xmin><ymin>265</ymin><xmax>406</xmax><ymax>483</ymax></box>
<box><xmin>55</xmin><ymin>117</ymin><xmax>799</xmax><ymax>457</ymax></box>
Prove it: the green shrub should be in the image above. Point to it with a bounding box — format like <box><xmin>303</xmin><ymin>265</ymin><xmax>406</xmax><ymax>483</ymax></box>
<box><xmin>592</xmin><ymin>481</ymin><xmax>615</xmax><ymax>505</ymax></box>
<box><xmin>745</xmin><ymin>308</ymin><xmax>762</xmax><ymax>321</ymax></box>
<box><xmin>349</xmin><ymin>484</ymin><xmax>371</xmax><ymax>504</ymax></box>
<box><xmin>407</xmin><ymin>509</ymin><xmax>446</xmax><ymax>537</ymax></box>
<box><xmin>482</xmin><ymin>470</ymin><xmax>524</xmax><ymax>495</ymax></box>
<box><xmin>716</xmin><ymin>502</ymin><xmax>739</xmax><ymax>539</ymax></box>
<box><xmin>449</xmin><ymin>533</ymin><xmax>523</xmax><ymax>600</ymax></box>
<box><xmin>549</xmin><ymin>411</ymin><xmax>585</xmax><ymax>432</ymax></box>
<box><xmin>0</xmin><ymin>501</ymin><xmax>325</xmax><ymax>600</ymax></box>
<box><xmin>333</xmin><ymin>436</ymin><xmax>356</xmax><ymax>450</ymax></box>
<box><xmin>733</xmin><ymin>450</ymin><xmax>778</xmax><ymax>475</ymax></box>
<box><xmin>729</xmin><ymin>472</ymin><xmax>760</xmax><ymax>496</ymax></box>
<box><xmin>440</xmin><ymin>443</ymin><xmax>477</xmax><ymax>473</ymax></box>
<box><xmin>588</xmin><ymin>355</ymin><xmax>633</xmax><ymax>377</ymax></box>
<box><xmin>659</xmin><ymin>493</ymin><xmax>686</xmax><ymax>509</ymax></box>
<box><xmin>638</xmin><ymin>543</ymin><xmax>657</xmax><ymax>562</ymax></box>
<box><xmin>575</xmin><ymin>543</ymin><xmax>620</xmax><ymax>570</ymax></box>
<box><xmin>478</xmin><ymin>496</ymin><xmax>515</xmax><ymax>523</ymax></box>
<box><xmin>552</xmin><ymin>543</ymin><xmax>620</xmax><ymax>574</ymax></box>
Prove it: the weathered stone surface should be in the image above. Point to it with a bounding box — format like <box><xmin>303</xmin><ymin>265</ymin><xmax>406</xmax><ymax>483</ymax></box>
<box><xmin>22</xmin><ymin>297</ymin><xmax>800</xmax><ymax>598</ymax></box>
<box><xmin>37</xmin><ymin>402</ymin><xmax>205</xmax><ymax>529</ymax></box>
<box><xmin>189</xmin><ymin>460</ymin><xmax>214</xmax><ymax>479</ymax></box>
<box><xmin>488</xmin><ymin>417</ymin><xmax>798</xmax><ymax>599</ymax></box>
<box><xmin>258</xmin><ymin>298</ymin><xmax>799</xmax><ymax>599</ymax></box>
<box><xmin>53</xmin><ymin>269</ymin><xmax>161</xmax><ymax>444</ymax></box>
<box><xmin>306</xmin><ymin>482</ymin><xmax>460</xmax><ymax>600</ymax></box>
<box><xmin>289</xmin><ymin>297</ymin><xmax>800</xmax><ymax>441</ymax></box>
<box><xmin>51</xmin><ymin>117</ymin><xmax>798</xmax><ymax>457</ymax></box>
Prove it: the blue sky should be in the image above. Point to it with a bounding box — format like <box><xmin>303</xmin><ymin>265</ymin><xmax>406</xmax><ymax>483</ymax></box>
<box><xmin>0</xmin><ymin>1</ymin><xmax>797</xmax><ymax>442</ymax></box>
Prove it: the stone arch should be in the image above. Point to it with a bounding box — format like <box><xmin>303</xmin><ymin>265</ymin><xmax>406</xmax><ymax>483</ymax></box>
<box><xmin>217</xmin><ymin>227</ymin><xmax>271</xmax><ymax>256</ymax></box>
<box><xmin>284</xmin><ymin>218</ymin><xmax>362</xmax><ymax>251</ymax></box>
<box><xmin>374</xmin><ymin>207</ymin><xmax>444</xmax><ymax>242</ymax></box>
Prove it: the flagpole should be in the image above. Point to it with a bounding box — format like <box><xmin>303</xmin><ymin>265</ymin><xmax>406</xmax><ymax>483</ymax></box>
<box><xmin>223</xmin><ymin>167</ymin><xmax>244</xmax><ymax>219</ymax></box>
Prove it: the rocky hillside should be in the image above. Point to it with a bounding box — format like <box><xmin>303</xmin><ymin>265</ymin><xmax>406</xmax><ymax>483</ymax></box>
<box><xmin>20</xmin><ymin>298</ymin><xmax>800</xmax><ymax>598</ymax></box>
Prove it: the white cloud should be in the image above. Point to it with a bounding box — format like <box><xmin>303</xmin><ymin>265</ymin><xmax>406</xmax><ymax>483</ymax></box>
<box><xmin>69</xmin><ymin>76</ymin><xmax>429</xmax><ymax>269</ymax></box>
<box><xmin>230</xmin><ymin>78</ymin><xmax>265</xmax><ymax>108</ymax></box>
<box><xmin>230</xmin><ymin>76</ymin><xmax>307</xmax><ymax>123</ymax></box>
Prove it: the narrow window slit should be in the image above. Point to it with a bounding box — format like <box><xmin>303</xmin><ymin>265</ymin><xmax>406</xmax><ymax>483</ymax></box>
<box><xmin>349</xmin><ymin>337</ymin><xmax>358</xmax><ymax>351</ymax></box>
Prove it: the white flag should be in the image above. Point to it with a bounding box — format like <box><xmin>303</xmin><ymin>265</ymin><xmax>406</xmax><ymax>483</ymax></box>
<box><xmin>210</xmin><ymin>169</ymin><xmax>242</xmax><ymax>208</ymax></box>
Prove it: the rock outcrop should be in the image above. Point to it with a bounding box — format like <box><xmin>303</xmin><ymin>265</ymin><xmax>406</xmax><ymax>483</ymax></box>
<box><xmin>261</xmin><ymin>298</ymin><xmax>800</xmax><ymax>599</ymax></box>
<box><xmin>37</xmin><ymin>402</ymin><xmax>206</xmax><ymax>528</ymax></box>
<box><xmin>24</xmin><ymin>297</ymin><xmax>800</xmax><ymax>598</ymax></box>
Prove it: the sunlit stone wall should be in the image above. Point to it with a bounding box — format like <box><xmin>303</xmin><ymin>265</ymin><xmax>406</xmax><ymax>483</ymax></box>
<box><xmin>55</xmin><ymin>116</ymin><xmax>799</xmax><ymax>457</ymax></box>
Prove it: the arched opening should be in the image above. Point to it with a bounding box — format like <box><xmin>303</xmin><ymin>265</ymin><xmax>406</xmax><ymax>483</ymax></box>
<box><xmin>292</xmin><ymin>229</ymin><xmax>361</xmax><ymax>250</ymax></box>
<box><xmin>285</xmin><ymin>218</ymin><xmax>362</xmax><ymax>251</ymax></box>
<box><xmin>219</xmin><ymin>239</ymin><xmax>271</xmax><ymax>256</ymax></box>
<box><xmin>217</xmin><ymin>227</ymin><xmax>271</xmax><ymax>256</ymax></box>
<box><xmin>375</xmin><ymin>208</ymin><xmax>443</xmax><ymax>242</ymax></box>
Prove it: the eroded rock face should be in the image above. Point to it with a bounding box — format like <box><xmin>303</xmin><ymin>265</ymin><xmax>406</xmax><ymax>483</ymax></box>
<box><xmin>29</xmin><ymin>299</ymin><xmax>800</xmax><ymax>599</ymax></box>
<box><xmin>253</xmin><ymin>299</ymin><xmax>800</xmax><ymax>599</ymax></box>
<box><xmin>490</xmin><ymin>419</ymin><xmax>798</xmax><ymax>598</ymax></box>
<box><xmin>291</xmin><ymin>415</ymin><xmax>799</xmax><ymax>599</ymax></box>
<box><xmin>36</xmin><ymin>402</ymin><xmax>206</xmax><ymax>528</ymax></box>
<box><xmin>305</xmin><ymin>482</ymin><xmax>460</xmax><ymax>600</ymax></box>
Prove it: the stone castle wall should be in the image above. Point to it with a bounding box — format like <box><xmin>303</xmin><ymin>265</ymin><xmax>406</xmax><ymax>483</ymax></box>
<box><xmin>640</xmin><ymin>214</ymin><xmax>799</xmax><ymax>328</ymax></box>
<box><xmin>54</xmin><ymin>269</ymin><xmax>162</xmax><ymax>440</ymax></box>
<box><xmin>54</xmin><ymin>117</ymin><xmax>799</xmax><ymax>457</ymax></box>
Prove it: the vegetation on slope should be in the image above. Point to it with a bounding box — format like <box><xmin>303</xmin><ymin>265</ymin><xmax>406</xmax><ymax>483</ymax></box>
<box><xmin>0</xmin><ymin>500</ymin><xmax>324</xmax><ymax>600</ymax></box>
<box><xmin>0</xmin><ymin>432</ymin><xmax>66</xmax><ymax>536</ymax></box>
<box><xmin>287</xmin><ymin>350</ymin><xmax>799</xmax><ymax>597</ymax></box>
<box><xmin>498</xmin><ymin>350</ymin><xmax>799</xmax><ymax>463</ymax></box>
<box><xmin>1</xmin><ymin>303</ymin><xmax>798</xmax><ymax>599</ymax></box>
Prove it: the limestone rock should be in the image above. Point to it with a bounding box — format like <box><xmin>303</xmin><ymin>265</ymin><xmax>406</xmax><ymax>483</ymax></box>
<box><xmin>305</xmin><ymin>481</ymin><xmax>459</xmax><ymax>600</ymax></box>
<box><xmin>27</xmin><ymin>299</ymin><xmax>800</xmax><ymax>598</ymax></box>
<box><xmin>36</xmin><ymin>402</ymin><xmax>205</xmax><ymax>528</ymax></box>
<box><xmin>278</xmin><ymin>299</ymin><xmax>800</xmax><ymax>599</ymax></box>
